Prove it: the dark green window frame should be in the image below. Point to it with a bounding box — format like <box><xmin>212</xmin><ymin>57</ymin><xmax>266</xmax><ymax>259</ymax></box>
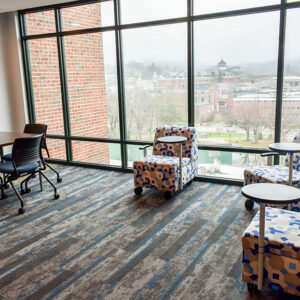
<box><xmin>18</xmin><ymin>0</ymin><xmax>300</xmax><ymax>186</ymax></box>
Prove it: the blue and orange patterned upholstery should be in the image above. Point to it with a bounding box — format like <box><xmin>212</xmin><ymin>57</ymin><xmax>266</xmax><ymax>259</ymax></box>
<box><xmin>242</xmin><ymin>207</ymin><xmax>300</xmax><ymax>296</ymax></box>
<box><xmin>244</xmin><ymin>132</ymin><xmax>300</xmax><ymax>211</ymax></box>
<box><xmin>133</xmin><ymin>126</ymin><xmax>198</xmax><ymax>193</ymax></box>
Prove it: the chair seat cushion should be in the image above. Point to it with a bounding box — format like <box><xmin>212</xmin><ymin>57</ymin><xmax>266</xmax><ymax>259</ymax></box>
<box><xmin>0</xmin><ymin>161</ymin><xmax>39</xmax><ymax>174</ymax></box>
<box><xmin>134</xmin><ymin>155</ymin><xmax>190</xmax><ymax>172</ymax></box>
<box><xmin>2</xmin><ymin>153</ymin><xmax>12</xmax><ymax>161</ymax></box>
<box><xmin>244</xmin><ymin>165</ymin><xmax>300</xmax><ymax>187</ymax></box>
<box><xmin>242</xmin><ymin>207</ymin><xmax>300</xmax><ymax>259</ymax></box>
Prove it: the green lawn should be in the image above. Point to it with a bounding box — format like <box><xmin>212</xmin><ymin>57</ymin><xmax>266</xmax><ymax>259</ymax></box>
<box><xmin>225</xmin><ymin>138</ymin><xmax>271</xmax><ymax>148</ymax></box>
<box><xmin>198</xmin><ymin>131</ymin><xmax>245</xmax><ymax>138</ymax></box>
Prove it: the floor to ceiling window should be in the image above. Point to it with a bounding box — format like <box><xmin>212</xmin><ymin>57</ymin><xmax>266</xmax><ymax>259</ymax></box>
<box><xmin>194</xmin><ymin>12</ymin><xmax>279</xmax><ymax>179</ymax></box>
<box><xmin>19</xmin><ymin>0</ymin><xmax>300</xmax><ymax>183</ymax></box>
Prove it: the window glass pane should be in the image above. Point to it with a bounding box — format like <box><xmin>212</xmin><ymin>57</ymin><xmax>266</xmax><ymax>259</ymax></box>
<box><xmin>197</xmin><ymin>150</ymin><xmax>268</xmax><ymax>180</ymax></box>
<box><xmin>120</xmin><ymin>0</ymin><xmax>186</xmax><ymax>24</ymax></box>
<box><xmin>64</xmin><ymin>31</ymin><xmax>119</xmax><ymax>139</ymax></box>
<box><xmin>25</xmin><ymin>10</ymin><xmax>56</xmax><ymax>35</ymax></box>
<box><xmin>61</xmin><ymin>1</ymin><xmax>114</xmax><ymax>31</ymax></box>
<box><xmin>194</xmin><ymin>0</ymin><xmax>279</xmax><ymax>15</ymax></box>
<box><xmin>127</xmin><ymin>144</ymin><xmax>153</xmax><ymax>167</ymax></box>
<box><xmin>194</xmin><ymin>12</ymin><xmax>279</xmax><ymax>148</ymax></box>
<box><xmin>282</xmin><ymin>8</ymin><xmax>300</xmax><ymax>142</ymax></box>
<box><xmin>123</xmin><ymin>23</ymin><xmax>188</xmax><ymax>141</ymax></box>
<box><xmin>72</xmin><ymin>141</ymin><xmax>121</xmax><ymax>165</ymax></box>
<box><xmin>28</xmin><ymin>38</ymin><xmax>65</xmax><ymax>136</ymax></box>
<box><xmin>46</xmin><ymin>138</ymin><xmax>66</xmax><ymax>160</ymax></box>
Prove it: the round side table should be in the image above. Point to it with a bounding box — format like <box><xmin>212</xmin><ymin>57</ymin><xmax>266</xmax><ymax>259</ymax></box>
<box><xmin>269</xmin><ymin>142</ymin><xmax>300</xmax><ymax>185</ymax></box>
<box><xmin>241</xmin><ymin>183</ymin><xmax>300</xmax><ymax>290</ymax></box>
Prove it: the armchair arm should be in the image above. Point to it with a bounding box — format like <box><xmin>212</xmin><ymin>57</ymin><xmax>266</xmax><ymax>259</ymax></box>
<box><xmin>139</xmin><ymin>145</ymin><xmax>151</xmax><ymax>157</ymax></box>
<box><xmin>260</xmin><ymin>152</ymin><xmax>280</xmax><ymax>166</ymax></box>
<box><xmin>260</xmin><ymin>152</ymin><xmax>280</xmax><ymax>157</ymax></box>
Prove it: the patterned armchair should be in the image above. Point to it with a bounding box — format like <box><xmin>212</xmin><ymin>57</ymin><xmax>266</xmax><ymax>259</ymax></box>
<box><xmin>133</xmin><ymin>126</ymin><xmax>198</xmax><ymax>199</ymax></box>
<box><xmin>244</xmin><ymin>132</ymin><xmax>300</xmax><ymax>211</ymax></box>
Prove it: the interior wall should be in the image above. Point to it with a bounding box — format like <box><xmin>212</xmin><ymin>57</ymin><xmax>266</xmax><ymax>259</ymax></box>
<box><xmin>0</xmin><ymin>11</ymin><xmax>28</xmax><ymax>133</ymax></box>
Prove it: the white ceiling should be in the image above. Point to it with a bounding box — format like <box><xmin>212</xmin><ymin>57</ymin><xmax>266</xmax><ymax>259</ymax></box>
<box><xmin>0</xmin><ymin>0</ymin><xmax>75</xmax><ymax>13</ymax></box>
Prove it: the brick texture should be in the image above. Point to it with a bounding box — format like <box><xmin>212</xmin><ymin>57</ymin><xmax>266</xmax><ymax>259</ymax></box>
<box><xmin>26</xmin><ymin>6</ymin><xmax>109</xmax><ymax>163</ymax></box>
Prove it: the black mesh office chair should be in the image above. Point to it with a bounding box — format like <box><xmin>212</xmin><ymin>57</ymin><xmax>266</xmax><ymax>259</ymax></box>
<box><xmin>0</xmin><ymin>134</ymin><xmax>59</xmax><ymax>214</ymax></box>
<box><xmin>2</xmin><ymin>124</ymin><xmax>62</xmax><ymax>194</ymax></box>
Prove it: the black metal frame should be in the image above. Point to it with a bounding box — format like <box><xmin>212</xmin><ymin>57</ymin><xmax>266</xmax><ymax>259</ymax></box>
<box><xmin>18</xmin><ymin>0</ymin><xmax>300</xmax><ymax>186</ymax></box>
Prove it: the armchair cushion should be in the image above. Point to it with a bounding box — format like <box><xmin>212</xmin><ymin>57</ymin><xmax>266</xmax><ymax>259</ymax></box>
<box><xmin>244</xmin><ymin>165</ymin><xmax>300</xmax><ymax>188</ymax></box>
<box><xmin>242</xmin><ymin>207</ymin><xmax>300</xmax><ymax>259</ymax></box>
<box><xmin>135</xmin><ymin>155</ymin><xmax>190</xmax><ymax>172</ymax></box>
<box><xmin>134</xmin><ymin>158</ymin><xmax>195</xmax><ymax>192</ymax></box>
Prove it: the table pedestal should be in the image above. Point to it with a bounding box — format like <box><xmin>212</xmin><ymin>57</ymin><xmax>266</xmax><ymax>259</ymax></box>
<box><xmin>258</xmin><ymin>203</ymin><xmax>265</xmax><ymax>290</ymax></box>
<box><xmin>179</xmin><ymin>143</ymin><xmax>182</xmax><ymax>190</ymax></box>
<box><xmin>289</xmin><ymin>153</ymin><xmax>293</xmax><ymax>186</ymax></box>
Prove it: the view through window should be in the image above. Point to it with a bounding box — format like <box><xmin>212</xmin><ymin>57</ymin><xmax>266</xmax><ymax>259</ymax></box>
<box><xmin>21</xmin><ymin>1</ymin><xmax>300</xmax><ymax>181</ymax></box>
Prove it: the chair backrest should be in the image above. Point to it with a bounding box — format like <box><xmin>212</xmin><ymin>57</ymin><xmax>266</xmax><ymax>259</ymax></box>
<box><xmin>153</xmin><ymin>126</ymin><xmax>198</xmax><ymax>161</ymax></box>
<box><xmin>23</xmin><ymin>123</ymin><xmax>49</xmax><ymax>156</ymax></box>
<box><xmin>285</xmin><ymin>132</ymin><xmax>300</xmax><ymax>171</ymax></box>
<box><xmin>12</xmin><ymin>134</ymin><xmax>44</xmax><ymax>168</ymax></box>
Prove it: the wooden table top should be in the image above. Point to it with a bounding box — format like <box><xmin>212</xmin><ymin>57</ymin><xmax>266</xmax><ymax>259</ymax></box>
<box><xmin>0</xmin><ymin>131</ymin><xmax>37</xmax><ymax>147</ymax></box>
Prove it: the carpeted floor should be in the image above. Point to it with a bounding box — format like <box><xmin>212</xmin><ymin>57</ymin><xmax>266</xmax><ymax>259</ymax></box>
<box><xmin>0</xmin><ymin>165</ymin><xmax>298</xmax><ymax>299</ymax></box>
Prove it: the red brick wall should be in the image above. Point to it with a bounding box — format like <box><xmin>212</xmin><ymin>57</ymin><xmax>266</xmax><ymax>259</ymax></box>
<box><xmin>26</xmin><ymin>6</ymin><xmax>109</xmax><ymax>163</ymax></box>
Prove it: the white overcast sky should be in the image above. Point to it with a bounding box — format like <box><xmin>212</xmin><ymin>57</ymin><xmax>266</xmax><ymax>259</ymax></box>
<box><xmin>99</xmin><ymin>0</ymin><xmax>300</xmax><ymax>68</ymax></box>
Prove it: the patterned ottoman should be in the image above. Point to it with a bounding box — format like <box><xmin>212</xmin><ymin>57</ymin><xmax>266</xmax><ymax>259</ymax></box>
<box><xmin>242</xmin><ymin>207</ymin><xmax>300</xmax><ymax>296</ymax></box>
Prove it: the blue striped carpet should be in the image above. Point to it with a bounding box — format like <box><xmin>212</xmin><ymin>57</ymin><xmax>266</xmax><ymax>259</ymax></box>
<box><xmin>0</xmin><ymin>166</ymin><xmax>297</xmax><ymax>299</ymax></box>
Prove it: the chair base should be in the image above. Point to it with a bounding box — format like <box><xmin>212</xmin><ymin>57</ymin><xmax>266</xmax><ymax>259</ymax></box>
<box><xmin>18</xmin><ymin>207</ymin><xmax>25</xmax><ymax>215</ymax></box>
<box><xmin>164</xmin><ymin>191</ymin><xmax>172</xmax><ymax>200</ymax></box>
<box><xmin>245</xmin><ymin>199</ymin><xmax>254</xmax><ymax>210</ymax></box>
<box><xmin>247</xmin><ymin>283</ymin><xmax>258</xmax><ymax>292</ymax></box>
<box><xmin>0</xmin><ymin>170</ymin><xmax>59</xmax><ymax>214</ymax></box>
<box><xmin>134</xmin><ymin>187</ymin><xmax>143</xmax><ymax>195</ymax></box>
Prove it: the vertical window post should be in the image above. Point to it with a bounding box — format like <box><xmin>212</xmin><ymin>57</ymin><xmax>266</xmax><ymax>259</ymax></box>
<box><xmin>114</xmin><ymin>0</ymin><xmax>128</xmax><ymax>168</ymax></box>
<box><xmin>187</xmin><ymin>0</ymin><xmax>194</xmax><ymax>127</ymax></box>
<box><xmin>55</xmin><ymin>8</ymin><xmax>73</xmax><ymax>162</ymax></box>
<box><xmin>274</xmin><ymin>0</ymin><xmax>287</xmax><ymax>164</ymax></box>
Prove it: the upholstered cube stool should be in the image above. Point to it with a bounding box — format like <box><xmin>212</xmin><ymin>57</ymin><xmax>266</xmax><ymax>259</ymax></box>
<box><xmin>242</xmin><ymin>207</ymin><xmax>300</xmax><ymax>296</ymax></box>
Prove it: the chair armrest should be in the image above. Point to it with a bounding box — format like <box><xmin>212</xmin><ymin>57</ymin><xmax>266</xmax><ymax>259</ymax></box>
<box><xmin>139</xmin><ymin>145</ymin><xmax>151</xmax><ymax>157</ymax></box>
<box><xmin>260</xmin><ymin>152</ymin><xmax>281</xmax><ymax>166</ymax></box>
<box><xmin>138</xmin><ymin>145</ymin><xmax>151</xmax><ymax>150</ymax></box>
<box><xmin>260</xmin><ymin>152</ymin><xmax>280</xmax><ymax>157</ymax></box>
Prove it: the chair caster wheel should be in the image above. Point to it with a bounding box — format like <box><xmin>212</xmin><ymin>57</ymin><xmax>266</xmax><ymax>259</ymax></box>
<box><xmin>54</xmin><ymin>194</ymin><xmax>60</xmax><ymax>200</ymax></box>
<box><xmin>57</xmin><ymin>178</ymin><xmax>62</xmax><ymax>183</ymax></box>
<box><xmin>1</xmin><ymin>193</ymin><xmax>8</xmax><ymax>200</ymax></box>
<box><xmin>164</xmin><ymin>191</ymin><xmax>172</xmax><ymax>200</ymax></box>
<box><xmin>134</xmin><ymin>187</ymin><xmax>143</xmax><ymax>195</ymax></box>
<box><xmin>21</xmin><ymin>188</ymin><xmax>31</xmax><ymax>195</ymax></box>
<box><xmin>245</xmin><ymin>199</ymin><xmax>254</xmax><ymax>210</ymax></box>
<box><xmin>247</xmin><ymin>283</ymin><xmax>257</xmax><ymax>291</ymax></box>
<box><xmin>18</xmin><ymin>207</ymin><xmax>25</xmax><ymax>215</ymax></box>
